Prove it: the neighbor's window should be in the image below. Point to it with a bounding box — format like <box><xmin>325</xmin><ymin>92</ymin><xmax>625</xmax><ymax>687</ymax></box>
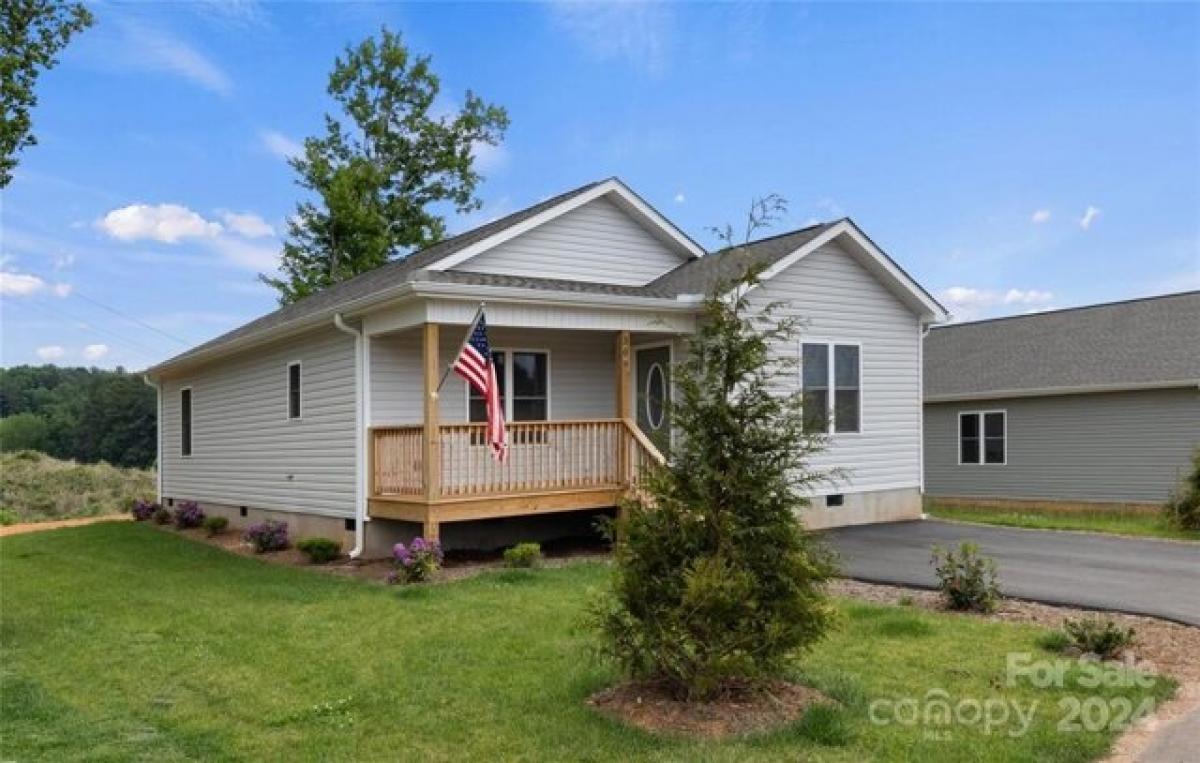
<box><xmin>959</xmin><ymin>411</ymin><xmax>1005</xmax><ymax>465</ymax></box>
<box><xmin>469</xmin><ymin>350</ymin><xmax>549</xmax><ymax>423</ymax></box>
<box><xmin>181</xmin><ymin>388</ymin><xmax>192</xmax><ymax>456</ymax></box>
<box><xmin>801</xmin><ymin>342</ymin><xmax>861</xmax><ymax>434</ymax></box>
<box><xmin>287</xmin><ymin>362</ymin><xmax>301</xmax><ymax>419</ymax></box>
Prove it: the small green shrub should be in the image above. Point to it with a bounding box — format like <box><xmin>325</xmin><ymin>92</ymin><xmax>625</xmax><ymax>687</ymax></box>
<box><xmin>930</xmin><ymin>542</ymin><xmax>1001</xmax><ymax>613</ymax></box>
<box><xmin>1062</xmin><ymin>616</ymin><xmax>1136</xmax><ymax>659</ymax></box>
<box><xmin>1036</xmin><ymin>630</ymin><xmax>1071</xmax><ymax>653</ymax></box>
<box><xmin>152</xmin><ymin>507</ymin><xmax>172</xmax><ymax>525</ymax></box>
<box><xmin>898</xmin><ymin>594</ymin><xmax>914</xmax><ymax>607</ymax></box>
<box><xmin>1164</xmin><ymin>449</ymin><xmax>1200</xmax><ymax>531</ymax></box>
<box><xmin>0</xmin><ymin>508</ymin><xmax>18</xmax><ymax>526</ymax></box>
<box><xmin>502</xmin><ymin>542</ymin><xmax>542</xmax><ymax>568</ymax></box>
<box><xmin>202</xmin><ymin>515</ymin><xmax>228</xmax><ymax>537</ymax></box>
<box><xmin>298</xmin><ymin>537</ymin><xmax>341</xmax><ymax>564</ymax></box>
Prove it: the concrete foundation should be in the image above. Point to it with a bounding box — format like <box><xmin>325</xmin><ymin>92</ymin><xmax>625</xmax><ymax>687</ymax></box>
<box><xmin>801</xmin><ymin>486</ymin><xmax>923</xmax><ymax>530</ymax></box>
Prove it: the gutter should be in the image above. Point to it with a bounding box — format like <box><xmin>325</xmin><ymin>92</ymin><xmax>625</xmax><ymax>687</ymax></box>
<box><xmin>332</xmin><ymin>313</ymin><xmax>366</xmax><ymax>559</ymax></box>
<box><xmin>141</xmin><ymin>375</ymin><xmax>163</xmax><ymax>503</ymax></box>
<box><xmin>924</xmin><ymin>379</ymin><xmax>1200</xmax><ymax>404</ymax></box>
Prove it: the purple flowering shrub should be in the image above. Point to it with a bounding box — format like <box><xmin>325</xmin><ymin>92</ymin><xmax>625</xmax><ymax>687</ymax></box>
<box><xmin>172</xmin><ymin>501</ymin><xmax>205</xmax><ymax>529</ymax></box>
<box><xmin>131</xmin><ymin>499</ymin><xmax>160</xmax><ymax>522</ymax></box>
<box><xmin>388</xmin><ymin>536</ymin><xmax>443</xmax><ymax>584</ymax></box>
<box><xmin>242</xmin><ymin>519</ymin><xmax>289</xmax><ymax>553</ymax></box>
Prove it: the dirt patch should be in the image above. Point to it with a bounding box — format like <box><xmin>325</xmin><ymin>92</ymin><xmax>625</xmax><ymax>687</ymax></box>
<box><xmin>828</xmin><ymin>578</ymin><xmax>1200</xmax><ymax>762</ymax></box>
<box><xmin>588</xmin><ymin>680</ymin><xmax>832</xmax><ymax>738</ymax></box>
<box><xmin>0</xmin><ymin>514</ymin><xmax>129</xmax><ymax>537</ymax></box>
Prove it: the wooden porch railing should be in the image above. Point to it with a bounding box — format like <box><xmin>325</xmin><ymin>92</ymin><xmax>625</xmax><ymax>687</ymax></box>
<box><xmin>370</xmin><ymin>419</ymin><xmax>664</xmax><ymax>499</ymax></box>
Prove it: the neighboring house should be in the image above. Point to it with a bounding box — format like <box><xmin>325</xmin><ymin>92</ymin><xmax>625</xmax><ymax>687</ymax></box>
<box><xmin>145</xmin><ymin>178</ymin><xmax>946</xmax><ymax>555</ymax></box>
<box><xmin>923</xmin><ymin>291</ymin><xmax>1200</xmax><ymax>508</ymax></box>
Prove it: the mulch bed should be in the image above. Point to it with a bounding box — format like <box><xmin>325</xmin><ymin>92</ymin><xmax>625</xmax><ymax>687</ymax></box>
<box><xmin>588</xmin><ymin>680</ymin><xmax>832</xmax><ymax>738</ymax></box>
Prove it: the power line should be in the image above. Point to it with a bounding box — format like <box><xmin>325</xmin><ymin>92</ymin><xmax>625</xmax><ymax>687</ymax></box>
<box><xmin>16</xmin><ymin>298</ymin><xmax>167</xmax><ymax>362</ymax></box>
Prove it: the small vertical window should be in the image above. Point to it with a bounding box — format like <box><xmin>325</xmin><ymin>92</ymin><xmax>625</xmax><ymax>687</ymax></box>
<box><xmin>959</xmin><ymin>411</ymin><xmax>1005</xmax><ymax>464</ymax></box>
<box><xmin>959</xmin><ymin>413</ymin><xmax>979</xmax><ymax>464</ymax></box>
<box><xmin>833</xmin><ymin>344</ymin><xmax>860</xmax><ymax>433</ymax></box>
<box><xmin>801</xmin><ymin>343</ymin><xmax>829</xmax><ymax>434</ymax></box>
<box><xmin>287</xmin><ymin>362</ymin><xmax>302</xmax><ymax>420</ymax></box>
<box><xmin>180</xmin><ymin>388</ymin><xmax>192</xmax><ymax>456</ymax></box>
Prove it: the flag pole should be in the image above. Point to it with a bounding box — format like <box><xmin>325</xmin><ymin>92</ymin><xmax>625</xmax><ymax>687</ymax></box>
<box><xmin>435</xmin><ymin>301</ymin><xmax>486</xmax><ymax>393</ymax></box>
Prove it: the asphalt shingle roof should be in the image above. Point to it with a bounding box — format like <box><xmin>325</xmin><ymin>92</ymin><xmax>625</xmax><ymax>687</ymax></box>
<box><xmin>924</xmin><ymin>291</ymin><xmax>1200</xmax><ymax>399</ymax></box>
<box><xmin>152</xmin><ymin>180</ymin><xmax>846</xmax><ymax>373</ymax></box>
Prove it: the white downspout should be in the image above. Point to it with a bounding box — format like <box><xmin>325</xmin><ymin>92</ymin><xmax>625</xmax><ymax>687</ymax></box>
<box><xmin>333</xmin><ymin>313</ymin><xmax>366</xmax><ymax>558</ymax></box>
<box><xmin>142</xmin><ymin>375</ymin><xmax>163</xmax><ymax>503</ymax></box>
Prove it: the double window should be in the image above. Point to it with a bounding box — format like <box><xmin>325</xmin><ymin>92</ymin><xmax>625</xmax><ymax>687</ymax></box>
<box><xmin>959</xmin><ymin>411</ymin><xmax>1006</xmax><ymax>465</ymax></box>
<box><xmin>801</xmin><ymin>341</ymin><xmax>861</xmax><ymax>434</ymax></box>
<box><xmin>469</xmin><ymin>350</ymin><xmax>549</xmax><ymax>423</ymax></box>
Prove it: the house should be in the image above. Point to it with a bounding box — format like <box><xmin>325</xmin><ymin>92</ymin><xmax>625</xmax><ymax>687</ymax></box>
<box><xmin>144</xmin><ymin>178</ymin><xmax>947</xmax><ymax>556</ymax></box>
<box><xmin>923</xmin><ymin>291</ymin><xmax>1200</xmax><ymax>509</ymax></box>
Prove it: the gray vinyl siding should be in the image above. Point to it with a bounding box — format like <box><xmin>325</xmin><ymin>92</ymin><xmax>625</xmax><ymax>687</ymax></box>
<box><xmin>924</xmin><ymin>388</ymin><xmax>1200</xmax><ymax>503</ymax></box>
<box><xmin>750</xmin><ymin>242</ymin><xmax>924</xmax><ymax>492</ymax></box>
<box><xmin>449</xmin><ymin>197</ymin><xmax>686</xmax><ymax>286</ymax></box>
<box><xmin>370</xmin><ymin>327</ymin><xmax>618</xmax><ymax>424</ymax></box>
<box><xmin>161</xmin><ymin>326</ymin><xmax>357</xmax><ymax>517</ymax></box>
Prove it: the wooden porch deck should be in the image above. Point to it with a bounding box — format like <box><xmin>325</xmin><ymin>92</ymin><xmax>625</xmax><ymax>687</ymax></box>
<box><xmin>368</xmin><ymin>418</ymin><xmax>664</xmax><ymax>538</ymax></box>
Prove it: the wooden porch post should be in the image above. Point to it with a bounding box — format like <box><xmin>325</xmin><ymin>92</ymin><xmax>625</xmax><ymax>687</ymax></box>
<box><xmin>615</xmin><ymin>330</ymin><xmax>632</xmax><ymax>420</ymax></box>
<box><xmin>422</xmin><ymin>323</ymin><xmax>441</xmax><ymax>509</ymax></box>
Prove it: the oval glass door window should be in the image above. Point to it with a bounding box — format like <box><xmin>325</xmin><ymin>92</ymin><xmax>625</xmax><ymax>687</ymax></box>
<box><xmin>645</xmin><ymin>363</ymin><xmax>666</xmax><ymax>429</ymax></box>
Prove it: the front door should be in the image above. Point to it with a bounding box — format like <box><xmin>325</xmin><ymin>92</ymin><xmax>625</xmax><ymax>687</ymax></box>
<box><xmin>635</xmin><ymin>345</ymin><xmax>671</xmax><ymax>452</ymax></box>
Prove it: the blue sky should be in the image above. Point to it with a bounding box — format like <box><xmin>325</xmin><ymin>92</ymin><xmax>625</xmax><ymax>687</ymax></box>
<box><xmin>2</xmin><ymin>1</ymin><xmax>1197</xmax><ymax>370</ymax></box>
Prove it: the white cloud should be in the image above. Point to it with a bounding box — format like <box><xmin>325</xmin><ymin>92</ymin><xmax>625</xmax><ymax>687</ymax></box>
<box><xmin>208</xmin><ymin>236</ymin><xmax>279</xmax><ymax>272</ymax></box>
<box><xmin>470</xmin><ymin>140</ymin><xmax>510</xmax><ymax>173</ymax></box>
<box><xmin>260</xmin><ymin>129</ymin><xmax>302</xmax><ymax>160</ymax></box>
<box><xmin>548</xmin><ymin>1</ymin><xmax>672</xmax><ymax>75</ymax></box>
<box><xmin>82</xmin><ymin>343</ymin><xmax>110</xmax><ymax>361</ymax></box>
<box><xmin>940</xmin><ymin>285</ymin><xmax>1055</xmax><ymax>321</ymax></box>
<box><xmin>1030</xmin><ymin>209</ymin><xmax>1051</xmax><ymax>224</ymax></box>
<box><xmin>674</xmin><ymin>192</ymin><xmax>686</xmax><ymax>204</ymax></box>
<box><xmin>124</xmin><ymin>21</ymin><xmax>232</xmax><ymax>96</ymax></box>
<box><xmin>1079</xmin><ymin>205</ymin><xmax>1101</xmax><ymax>230</ymax></box>
<box><xmin>99</xmin><ymin>203</ymin><xmax>223</xmax><ymax>243</ymax></box>
<box><xmin>0</xmin><ymin>271</ymin><xmax>72</xmax><ymax>298</ymax></box>
<box><xmin>219</xmin><ymin>211</ymin><xmax>274</xmax><ymax>238</ymax></box>
<box><xmin>36</xmin><ymin>345</ymin><xmax>66</xmax><ymax>361</ymax></box>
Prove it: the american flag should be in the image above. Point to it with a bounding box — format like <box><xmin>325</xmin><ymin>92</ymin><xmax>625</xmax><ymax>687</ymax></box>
<box><xmin>453</xmin><ymin>313</ymin><xmax>507</xmax><ymax>462</ymax></box>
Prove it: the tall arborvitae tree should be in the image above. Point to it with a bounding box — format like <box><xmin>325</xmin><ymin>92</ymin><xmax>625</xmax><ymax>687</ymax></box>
<box><xmin>1</xmin><ymin>0</ymin><xmax>93</xmax><ymax>186</ymax></box>
<box><xmin>262</xmin><ymin>27</ymin><xmax>509</xmax><ymax>304</ymax></box>
<box><xmin>592</xmin><ymin>197</ymin><xmax>839</xmax><ymax>700</ymax></box>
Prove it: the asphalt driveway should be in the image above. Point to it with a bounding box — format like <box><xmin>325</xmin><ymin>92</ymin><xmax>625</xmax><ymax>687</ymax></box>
<box><xmin>821</xmin><ymin>520</ymin><xmax>1200</xmax><ymax>625</ymax></box>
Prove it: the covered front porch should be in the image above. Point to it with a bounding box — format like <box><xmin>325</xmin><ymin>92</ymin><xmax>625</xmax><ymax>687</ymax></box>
<box><xmin>362</xmin><ymin>302</ymin><xmax>686</xmax><ymax>540</ymax></box>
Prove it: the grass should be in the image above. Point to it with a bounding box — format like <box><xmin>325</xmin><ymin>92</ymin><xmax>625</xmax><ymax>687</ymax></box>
<box><xmin>926</xmin><ymin>501</ymin><xmax>1199</xmax><ymax>542</ymax></box>
<box><xmin>0</xmin><ymin>450</ymin><xmax>154</xmax><ymax>526</ymax></box>
<box><xmin>0</xmin><ymin>524</ymin><xmax>1174</xmax><ymax>762</ymax></box>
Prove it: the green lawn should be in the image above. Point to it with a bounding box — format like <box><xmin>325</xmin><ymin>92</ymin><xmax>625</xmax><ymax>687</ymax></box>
<box><xmin>926</xmin><ymin>501</ymin><xmax>1199</xmax><ymax>541</ymax></box>
<box><xmin>0</xmin><ymin>524</ymin><xmax>1173</xmax><ymax>762</ymax></box>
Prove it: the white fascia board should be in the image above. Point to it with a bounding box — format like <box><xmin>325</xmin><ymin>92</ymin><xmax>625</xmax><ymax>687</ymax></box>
<box><xmin>924</xmin><ymin>379</ymin><xmax>1200</xmax><ymax>403</ymax></box>
<box><xmin>741</xmin><ymin>220</ymin><xmax>949</xmax><ymax>322</ymax></box>
<box><xmin>404</xmin><ymin>281</ymin><xmax>701</xmax><ymax>313</ymax></box>
<box><xmin>426</xmin><ymin>179</ymin><xmax>704</xmax><ymax>272</ymax></box>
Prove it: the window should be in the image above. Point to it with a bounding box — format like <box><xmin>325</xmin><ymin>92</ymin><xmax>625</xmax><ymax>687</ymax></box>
<box><xmin>287</xmin><ymin>362</ymin><xmax>302</xmax><ymax>419</ymax></box>
<box><xmin>801</xmin><ymin>342</ymin><xmax>861</xmax><ymax>434</ymax></box>
<box><xmin>959</xmin><ymin>411</ymin><xmax>1005</xmax><ymax>465</ymax></box>
<box><xmin>469</xmin><ymin>350</ymin><xmax>549</xmax><ymax>423</ymax></box>
<box><xmin>180</xmin><ymin>388</ymin><xmax>192</xmax><ymax>456</ymax></box>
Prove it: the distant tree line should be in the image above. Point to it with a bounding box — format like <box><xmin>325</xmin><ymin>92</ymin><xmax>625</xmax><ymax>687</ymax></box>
<box><xmin>0</xmin><ymin>366</ymin><xmax>156</xmax><ymax>468</ymax></box>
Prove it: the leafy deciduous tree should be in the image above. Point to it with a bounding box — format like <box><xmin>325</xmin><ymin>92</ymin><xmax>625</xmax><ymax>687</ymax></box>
<box><xmin>261</xmin><ymin>27</ymin><xmax>509</xmax><ymax>304</ymax></box>
<box><xmin>1</xmin><ymin>0</ymin><xmax>93</xmax><ymax>187</ymax></box>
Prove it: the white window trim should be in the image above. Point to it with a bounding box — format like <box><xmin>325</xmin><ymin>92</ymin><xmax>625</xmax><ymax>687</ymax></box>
<box><xmin>957</xmin><ymin>409</ymin><xmax>1007</xmax><ymax>466</ymax></box>
<box><xmin>286</xmin><ymin>360</ymin><xmax>303</xmax><ymax>421</ymax></box>
<box><xmin>180</xmin><ymin>386</ymin><xmax>193</xmax><ymax>458</ymax></box>
<box><xmin>799</xmin><ymin>339</ymin><xmax>864</xmax><ymax>436</ymax></box>
<box><xmin>464</xmin><ymin>347</ymin><xmax>552</xmax><ymax>422</ymax></box>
